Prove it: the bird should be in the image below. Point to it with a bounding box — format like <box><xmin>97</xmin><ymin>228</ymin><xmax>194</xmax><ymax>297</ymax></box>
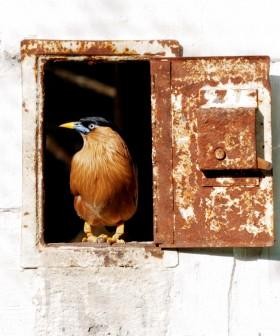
<box><xmin>59</xmin><ymin>116</ymin><xmax>137</xmax><ymax>244</ymax></box>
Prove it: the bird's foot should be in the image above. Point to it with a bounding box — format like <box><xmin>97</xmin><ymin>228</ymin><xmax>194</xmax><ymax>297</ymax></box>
<box><xmin>96</xmin><ymin>234</ymin><xmax>109</xmax><ymax>243</ymax></box>
<box><xmin>82</xmin><ymin>222</ymin><xmax>109</xmax><ymax>243</ymax></box>
<box><xmin>106</xmin><ymin>237</ymin><xmax>125</xmax><ymax>245</ymax></box>
<box><xmin>82</xmin><ymin>222</ymin><xmax>125</xmax><ymax>245</ymax></box>
<box><xmin>82</xmin><ymin>233</ymin><xmax>109</xmax><ymax>243</ymax></box>
<box><xmin>106</xmin><ymin>223</ymin><xmax>125</xmax><ymax>245</ymax></box>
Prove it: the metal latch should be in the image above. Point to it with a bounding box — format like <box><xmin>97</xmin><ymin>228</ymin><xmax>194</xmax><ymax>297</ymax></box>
<box><xmin>197</xmin><ymin>89</ymin><xmax>272</xmax><ymax>172</ymax></box>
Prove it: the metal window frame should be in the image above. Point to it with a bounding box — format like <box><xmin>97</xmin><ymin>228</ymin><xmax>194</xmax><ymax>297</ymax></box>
<box><xmin>21</xmin><ymin>39</ymin><xmax>182</xmax><ymax>268</ymax></box>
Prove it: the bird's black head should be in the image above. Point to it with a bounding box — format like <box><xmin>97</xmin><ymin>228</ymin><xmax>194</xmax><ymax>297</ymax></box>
<box><xmin>59</xmin><ymin>116</ymin><xmax>112</xmax><ymax>135</ymax></box>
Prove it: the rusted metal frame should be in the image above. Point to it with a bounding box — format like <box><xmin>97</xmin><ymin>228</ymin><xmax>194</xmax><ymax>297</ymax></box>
<box><xmin>36</xmin><ymin>56</ymin><xmax>45</xmax><ymax>248</ymax></box>
<box><xmin>35</xmin><ymin>55</ymin><xmax>154</xmax><ymax>62</ymax></box>
<box><xmin>170</xmin><ymin>58</ymin><xmax>201</xmax><ymax>247</ymax></box>
<box><xmin>150</xmin><ymin>59</ymin><xmax>174</xmax><ymax>245</ymax></box>
<box><xmin>22</xmin><ymin>54</ymin><xmax>164</xmax><ymax>261</ymax></box>
<box><xmin>21</xmin><ymin>51</ymin><xmax>42</xmax><ymax>267</ymax></box>
<box><xmin>20</xmin><ymin>42</ymin><xmax>183</xmax><ymax>268</ymax></box>
<box><xmin>36</xmin><ymin>55</ymin><xmax>154</xmax><ymax>249</ymax></box>
<box><xmin>36</xmin><ymin>54</ymin><xmax>180</xmax><ymax>249</ymax></box>
<box><xmin>21</xmin><ymin>39</ymin><xmax>183</xmax><ymax>59</ymax></box>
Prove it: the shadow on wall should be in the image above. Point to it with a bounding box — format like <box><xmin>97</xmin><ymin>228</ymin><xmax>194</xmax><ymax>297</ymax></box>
<box><xmin>260</xmin><ymin>75</ymin><xmax>280</xmax><ymax>260</ymax></box>
<box><xmin>179</xmin><ymin>75</ymin><xmax>280</xmax><ymax>261</ymax></box>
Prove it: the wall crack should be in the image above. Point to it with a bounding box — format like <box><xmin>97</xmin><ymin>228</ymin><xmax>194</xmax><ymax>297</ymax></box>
<box><xmin>227</xmin><ymin>257</ymin><xmax>236</xmax><ymax>336</ymax></box>
<box><xmin>0</xmin><ymin>207</ymin><xmax>21</xmax><ymax>213</ymax></box>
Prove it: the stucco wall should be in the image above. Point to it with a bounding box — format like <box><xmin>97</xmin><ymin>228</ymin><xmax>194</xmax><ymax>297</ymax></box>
<box><xmin>1</xmin><ymin>1</ymin><xmax>280</xmax><ymax>335</ymax></box>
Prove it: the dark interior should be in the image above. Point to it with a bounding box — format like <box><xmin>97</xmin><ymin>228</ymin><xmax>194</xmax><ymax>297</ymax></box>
<box><xmin>43</xmin><ymin>59</ymin><xmax>153</xmax><ymax>243</ymax></box>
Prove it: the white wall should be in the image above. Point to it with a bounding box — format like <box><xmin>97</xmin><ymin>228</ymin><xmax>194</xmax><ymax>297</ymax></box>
<box><xmin>1</xmin><ymin>1</ymin><xmax>280</xmax><ymax>335</ymax></box>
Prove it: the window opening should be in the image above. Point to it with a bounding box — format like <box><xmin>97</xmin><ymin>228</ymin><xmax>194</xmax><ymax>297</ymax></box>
<box><xmin>43</xmin><ymin>60</ymin><xmax>153</xmax><ymax>243</ymax></box>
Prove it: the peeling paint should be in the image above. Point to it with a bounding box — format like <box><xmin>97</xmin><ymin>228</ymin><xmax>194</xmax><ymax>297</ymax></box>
<box><xmin>200</xmin><ymin>88</ymin><xmax>258</xmax><ymax>109</ymax></box>
<box><xmin>239</xmin><ymin>223</ymin><xmax>266</xmax><ymax>236</ymax></box>
<box><xmin>179</xmin><ymin>207</ymin><xmax>194</xmax><ymax>221</ymax></box>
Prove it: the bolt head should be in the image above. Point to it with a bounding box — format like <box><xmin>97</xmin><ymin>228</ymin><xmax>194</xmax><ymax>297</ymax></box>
<box><xmin>214</xmin><ymin>148</ymin><xmax>226</xmax><ymax>160</ymax></box>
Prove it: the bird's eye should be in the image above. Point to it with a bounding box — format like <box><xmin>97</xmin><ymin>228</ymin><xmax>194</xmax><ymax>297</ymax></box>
<box><xmin>88</xmin><ymin>123</ymin><xmax>95</xmax><ymax>130</ymax></box>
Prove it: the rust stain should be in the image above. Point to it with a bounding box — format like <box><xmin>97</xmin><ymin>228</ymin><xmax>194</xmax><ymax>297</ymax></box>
<box><xmin>145</xmin><ymin>246</ymin><xmax>164</xmax><ymax>258</ymax></box>
<box><xmin>249</xmin><ymin>91</ymin><xmax>257</xmax><ymax>98</ymax></box>
<box><xmin>22</xmin><ymin>101</ymin><xmax>28</xmax><ymax>113</ymax></box>
<box><xmin>215</xmin><ymin>89</ymin><xmax>227</xmax><ymax>101</ymax></box>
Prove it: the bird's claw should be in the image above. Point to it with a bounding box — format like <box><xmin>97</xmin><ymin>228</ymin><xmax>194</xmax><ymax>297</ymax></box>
<box><xmin>83</xmin><ymin>233</ymin><xmax>108</xmax><ymax>243</ymax></box>
<box><xmin>96</xmin><ymin>234</ymin><xmax>108</xmax><ymax>243</ymax></box>
<box><xmin>106</xmin><ymin>237</ymin><xmax>125</xmax><ymax>245</ymax></box>
<box><xmin>82</xmin><ymin>222</ymin><xmax>125</xmax><ymax>245</ymax></box>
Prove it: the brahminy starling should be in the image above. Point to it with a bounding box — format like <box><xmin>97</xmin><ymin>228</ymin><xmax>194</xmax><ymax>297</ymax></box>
<box><xmin>59</xmin><ymin>117</ymin><xmax>137</xmax><ymax>244</ymax></box>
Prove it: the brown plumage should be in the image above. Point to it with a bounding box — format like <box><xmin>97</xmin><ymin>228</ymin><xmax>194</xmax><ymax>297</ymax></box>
<box><xmin>59</xmin><ymin>117</ymin><xmax>137</xmax><ymax>243</ymax></box>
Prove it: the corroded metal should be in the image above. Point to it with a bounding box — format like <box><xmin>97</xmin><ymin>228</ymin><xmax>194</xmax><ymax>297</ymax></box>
<box><xmin>153</xmin><ymin>56</ymin><xmax>273</xmax><ymax>247</ymax></box>
<box><xmin>197</xmin><ymin>107</ymin><xmax>257</xmax><ymax>170</ymax></box>
<box><xmin>151</xmin><ymin>60</ymin><xmax>173</xmax><ymax>244</ymax></box>
<box><xmin>21</xmin><ymin>39</ymin><xmax>183</xmax><ymax>59</ymax></box>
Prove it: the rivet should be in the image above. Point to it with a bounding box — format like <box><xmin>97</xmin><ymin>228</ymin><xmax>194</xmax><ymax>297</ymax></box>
<box><xmin>214</xmin><ymin>148</ymin><xmax>226</xmax><ymax>160</ymax></box>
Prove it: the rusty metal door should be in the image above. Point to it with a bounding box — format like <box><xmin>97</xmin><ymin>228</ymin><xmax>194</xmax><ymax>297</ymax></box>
<box><xmin>152</xmin><ymin>56</ymin><xmax>273</xmax><ymax>247</ymax></box>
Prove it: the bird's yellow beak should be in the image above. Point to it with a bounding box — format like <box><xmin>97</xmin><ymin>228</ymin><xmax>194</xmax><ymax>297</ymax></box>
<box><xmin>59</xmin><ymin>122</ymin><xmax>76</xmax><ymax>129</ymax></box>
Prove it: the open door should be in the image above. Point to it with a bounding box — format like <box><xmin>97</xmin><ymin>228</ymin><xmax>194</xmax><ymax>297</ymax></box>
<box><xmin>152</xmin><ymin>56</ymin><xmax>273</xmax><ymax>247</ymax></box>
